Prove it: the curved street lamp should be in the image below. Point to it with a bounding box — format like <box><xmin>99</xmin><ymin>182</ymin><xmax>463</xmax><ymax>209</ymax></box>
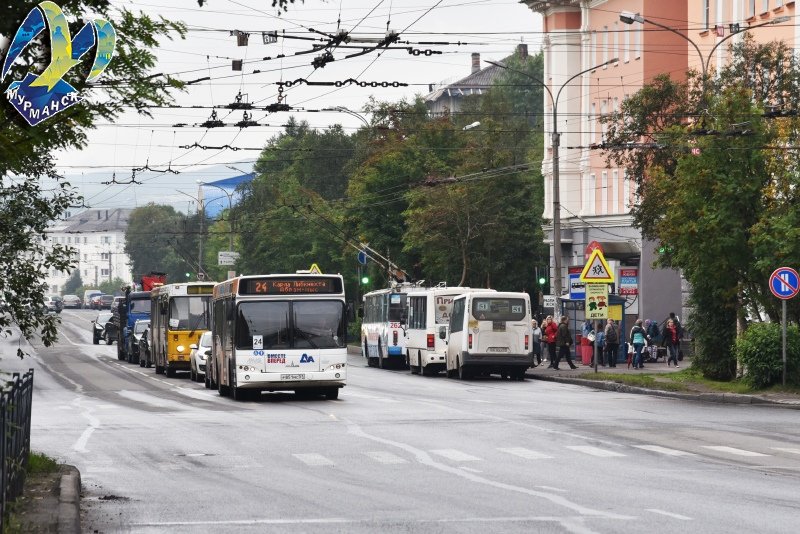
<box><xmin>487</xmin><ymin>57</ymin><xmax>618</xmax><ymax>313</ymax></box>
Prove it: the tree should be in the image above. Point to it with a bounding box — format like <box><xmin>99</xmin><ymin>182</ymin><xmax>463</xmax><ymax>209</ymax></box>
<box><xmin>62</xmin><ymin>270</ymin><xmax>83</xmax><ymax>296</ymax></box>
<box><xmin>99</xmin><ymin>278</ymin><xmax>128</xmax><ymax>296</ymax></box>
<box><xmin>1</xmin><ymin>2</ymin><xmax>184</xmax><ymax>358</ymax></box>
<box><xmin>601</xmin><ymin>37</ymin><xmax>800</xmax><ymax>379</ymax></box>
<box><xmin>125</xmin><ymin>205</ymin><xmax>200</xmax><ymax>284</ymax></box>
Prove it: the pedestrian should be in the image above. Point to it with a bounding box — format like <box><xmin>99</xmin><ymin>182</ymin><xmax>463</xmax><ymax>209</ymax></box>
<box><xmin>544</xmin><ymin>315</ymin><xmax>558</xmax><ymax>368</ymax></box>
<box><xmin>664</xmin><ymin>318</ymin><xmax>681</xmax><ymax>367</ymax></box>
<box><xmin>531</xmin><ymin>319</ymin><xmax>542</xmax><ymax>366</ymax></box>
<box><xmin>582</xmin><ymin>318</ymin><xmax>593</xmax><ymax>340</ymax></box>
<box><xmin>669</xmin><ymin>312</ymin><xmax>683</xmax><ymax>340</ymax></box>
<box><xmin>603</xmin><ymin>319</ymin><xmax>620</xmax><ymax>368</ymax></box>
<box><xmin>594</xmin><ymin>323</ymin><xmax>605</xmax><ymax>366</ymax></box>
<box><xmin>554</xmin><ymin>315</ymin><xmax>577</xmax><ymax>370</ymax></box>
<box><xmin>629</xmin><ymin>319</ymin><xmax>647</xmax><ymax>369</ymax></box>
<box><xmin>646</xmin><ymin>318</ymin><xmax>660</xmax><ymax>362</ymax></box>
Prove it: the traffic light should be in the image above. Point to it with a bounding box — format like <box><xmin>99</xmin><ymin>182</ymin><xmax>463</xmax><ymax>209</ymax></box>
<box><xmin>538</xmin><ymin>276</ymin><xmax>546</xmax><ymax>286</ymax></box>
<box><xmin>361</xmin><ymin>275</ymin><xmax>370</xmax><ymax>285</ymax></box>
<box><xmin>185</xmin><ymin>272</ymin><xmax>191</xmax><ymax>278</ymax></box>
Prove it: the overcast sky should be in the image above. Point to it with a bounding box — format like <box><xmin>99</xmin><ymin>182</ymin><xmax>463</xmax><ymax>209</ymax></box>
<box><xmin>43</xmin><ymin>0</ymin><xmax>543</xmax><ymax>210</ymax></box>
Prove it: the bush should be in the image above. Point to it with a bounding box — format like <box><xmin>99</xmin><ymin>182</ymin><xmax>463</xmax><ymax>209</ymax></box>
<box><xmin>734</xmin><ymin>322</ymin><xmax>800</xmax><ymax>389</ymax></box>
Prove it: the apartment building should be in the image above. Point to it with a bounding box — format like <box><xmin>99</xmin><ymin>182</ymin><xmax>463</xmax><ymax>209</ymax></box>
<box><xmin>45</xmin><ymin>209</ymin><xmax>134</xmax><ymax>294</ymax></box>
<box><xmin>523</xmin><ymin>0</ymin><xmax>795</xmax><ymax>323</ymax></box>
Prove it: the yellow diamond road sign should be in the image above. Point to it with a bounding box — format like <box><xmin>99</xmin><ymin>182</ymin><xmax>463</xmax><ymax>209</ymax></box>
<box><xmin>308</xmin><ymin>263</ymin><xmax>323</xmax><ymax>274</ymax></box>
<box><xmin>579</xmin><ymin>248</ymin><xmax>614</xmax><ymax>284</ymax></box>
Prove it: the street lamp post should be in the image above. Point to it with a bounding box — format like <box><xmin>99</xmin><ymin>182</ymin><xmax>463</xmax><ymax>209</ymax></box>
<box><xmin>487</xmin><ymin>57</ymin><xmax>618</xmax><ymax>313</ymax></box>
<box><xmin>619</xmin><ymin>12</ymin><xmax>790</xmax><ymax>106</ymax></box>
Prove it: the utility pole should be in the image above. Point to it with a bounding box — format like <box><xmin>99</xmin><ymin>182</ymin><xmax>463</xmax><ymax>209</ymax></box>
<box><xmin>197</xmin><ymin>183</ymin><xmax>204</xmax><ymax>279</ymax></box>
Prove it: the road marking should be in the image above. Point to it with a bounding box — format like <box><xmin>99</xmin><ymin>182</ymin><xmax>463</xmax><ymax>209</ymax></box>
<box><xmin>646</xmin><ymin>509</ymin><xmax>692</xmax><ymax>520</ymax></box>
<box><xmin>772</xmin><ymin>447</ymin><xmax>800</xmax><ymax>455</ymax></box>
<box><xmin>498</xmin><ymin>447</ymin><xmax>553</xmax><ymax>460</ymax></box>
<box><xmin>347</xmin><ymin>422</ymin><xmax>632</xmax><ymax>519</ymax></box>
<box><xmin>59</xmin><ymin>330</ymin><xmax>79</xmax><ymax>346</ymax></box>
<box><xmin>364</xmin><ymin>451</ymin><xmax>408</xmax><ymax>464</ymax></box>
<box><xmin>702</xmin><ymin>446</ymin><xmax>769</xmax><ymax>457</ymax></box>
<box><xmin>634</xmin><ymin>445</ymin><xmax>695</xmax><ymax>457</ymax></box>
<box><xmin>71</xmin><ymin>399</ymin><xmax>100</xmax><ymax>453</ymax></box>
<box><xmin>536</xmin><ymin>486</ymin><xmax>568</xmax><ymax>493</ymax></box>
<box><xmin>430</xmin><ymin>449</ymin><xmax>481</xmax><ymax>462</ymax></box>
<box><xmin>459</xmin><ymin>466</ymin><xmax>483</xmax><ymax>473</ymax></box>
<box><xmin>116</xmin><ymin>390</ymin><xmax>188</xmax><ymax>410</ymax></box>
<box><xmin>567</xmin><ymin>446</ymin><xmax>625</xmax><ymax>458</ymax></box>
<box><xmin>293</xmin><ymin>453</ymin><xmax>334</xmax><ymax>466</ymax></box>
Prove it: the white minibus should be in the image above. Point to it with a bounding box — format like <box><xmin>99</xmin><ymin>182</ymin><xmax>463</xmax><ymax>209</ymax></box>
<box><xmin>405</xmin><ymin>286</ymin><xmax>491</xmax><ymax>376</ymax></box>
<box><xmin>446</xmin><ymin>291</ymin><xmax>533</xmax><ymax>380</ymax></box>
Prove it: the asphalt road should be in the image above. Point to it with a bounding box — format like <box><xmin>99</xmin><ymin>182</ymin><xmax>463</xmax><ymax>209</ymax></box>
<box><xmin>2</xmin><ymin>309</ymin><xmax>799</xmax><ymax>533</ymax></box>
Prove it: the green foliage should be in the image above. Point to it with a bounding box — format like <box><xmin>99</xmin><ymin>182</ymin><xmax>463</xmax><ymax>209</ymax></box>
<box><xmin>61</xmin><ymin>270</ymin><xmax>83</xmax><ymax>296</ymax></box>
<box><xmin>124</xmin><ymin>205</ymin><xmax>201</xmax><ymax>283</ymax></box>
<box><xmin>601</xmin><ymin>37</ymin><xmax>800</xmax><ymax>379</ymax></box>
<box><xmin>0</xmin><ymin>2</ymin><xmax>184</xmax><ymax>360</ymax></box>
<box><xmin>27</xmin><ymin>451</ymin><xmax>59</xmax><ymax>474</ymax></box>
<box><xmin>734</xmin><ymin>322</ymin><xmax>800</xmax><ymax>389</ymax></box>
<box><xmin>98</xmin><ymin>278</ymin><xmax>127</xmax><ymax>296</ymax></box>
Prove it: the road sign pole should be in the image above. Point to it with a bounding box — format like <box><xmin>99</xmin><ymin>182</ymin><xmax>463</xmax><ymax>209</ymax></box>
<box><xmin>782</xmin><ymin>299</ymin><xmax>787</xmax><ymax>387</ymax></box>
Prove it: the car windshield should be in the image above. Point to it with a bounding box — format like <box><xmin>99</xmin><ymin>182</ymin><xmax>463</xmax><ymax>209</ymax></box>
<box><xmin>129</xmin><ymin>298</ymin><xmax>150</xmax><ymax>314</ymax></box>
<box><xmin>169</xmin><ymin>296</ymin><xmax>210</xmax><ymax>331</ymax></box>
<box><xmin>199</xmin><ymin>331</ymin><xmax>212</xmax><ymax>347</ymax></box>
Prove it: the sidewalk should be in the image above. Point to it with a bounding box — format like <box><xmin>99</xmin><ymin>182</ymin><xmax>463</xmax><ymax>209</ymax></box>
<box><xmin>526</xmin><ymin>357</ymin><xmax>800</xmax><ymax>409</ymax></box>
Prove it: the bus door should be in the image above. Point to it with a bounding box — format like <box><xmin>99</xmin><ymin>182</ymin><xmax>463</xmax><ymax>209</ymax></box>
<box><xmin>470</xmin><ymin>296</ymin><xmax>528</xmax><ymax>355</ymax></box>
<box><xmin>387</xmin><ymin>292</ymin><xmax>406</xmax><ymax>356</ymax></box>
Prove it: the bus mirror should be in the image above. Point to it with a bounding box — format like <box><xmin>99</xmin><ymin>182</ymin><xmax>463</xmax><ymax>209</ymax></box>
<box><xmin>439</xmin><ymin>327</ymin><xmax>447</xmax><ymax>340</ymax></box>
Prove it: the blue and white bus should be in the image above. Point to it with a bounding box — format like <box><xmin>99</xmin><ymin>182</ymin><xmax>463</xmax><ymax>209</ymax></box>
<box><xmin>210</xmin><ymin>274</ymin><xmax>348</xmax><ymax>401</ymax></box>
<box><xmin>361</xmin><ymin>285</ymin><xmax>421</xmax><ymax>369</ymax></box>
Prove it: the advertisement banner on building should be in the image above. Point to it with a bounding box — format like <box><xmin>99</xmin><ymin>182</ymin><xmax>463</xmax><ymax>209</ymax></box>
<box><xmin>619</xmin><ymin>268</ymin><xmax>639</xmax><ymax>295</ymax></box>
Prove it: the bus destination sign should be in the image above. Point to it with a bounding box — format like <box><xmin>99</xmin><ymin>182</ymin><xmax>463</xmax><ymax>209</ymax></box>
<box><xmin>241</xmin><ymin>277</ymin><xmax>342</xmax><ymax>295</ymax></box>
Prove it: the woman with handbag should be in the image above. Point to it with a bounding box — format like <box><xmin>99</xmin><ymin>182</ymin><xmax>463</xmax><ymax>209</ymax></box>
<box><xmin>664</xmin><ymin>319</ymin><xmax>681</xmax><ymax>367</ymax></box>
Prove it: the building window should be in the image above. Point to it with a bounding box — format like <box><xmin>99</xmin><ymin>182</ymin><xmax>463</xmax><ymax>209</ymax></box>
<box><xmin>591</xmin><ymin>31</ymin><xmax>597</xmax><ymax>67</ymax></box>
<box><xmin>101</xmin><ymin>269</ymin><xmax>110</xmax><ymax>277</ymax></box>
<box><xmin>623</xmin><ymin>169</ymin><xmax>631</xmax><ymax>210</ymax></box>
<box><xmin>83</xmin><ymin>237</ymin><xmax>88</xmax><ymax>244</ymax></box>
<box><xmin>600</xmin><ymin>100</ymin><xmax>608</xmax><ymax>141</ymax></box>
<box><xmin>101</xmin><ymin>253</ymin><xmax>110</xmax><ymax>260</ymax></box>
<box><xmin>763</xmin><ymin>0</ymin><xmax>770</xmax><ymax>13</ymax></box>
<box><xmin>613</xmin><ymin>22</ymin><xmax>619</xmax><ymax>63</ymax></box>
<box><xmin>748</xmin><ymin>0</ymin><xmax>756</xmax><ymax>16</ymax></box>
<box><xmin>601</xmin><ymin>171</ymin><xmax>608</xmax><ymax>214</ymax></box>
<box><xmin>635</xmin><ymin>25</ymin><xmax>642</xmax><ymax>59</ymax></box>
<box><xmin>623</xmin><ymin>27</ymin><xmax>630</xmax><ymax>62</ymax></box>
<box><xmin>101</xmin><ymin>235</ymin><xmax>111</xmax><ymax>244</ymax></box>
<box><xmin>612</xmin><ymin>170</ymin><xmax>619</xmax><ymax>213</ymax></box>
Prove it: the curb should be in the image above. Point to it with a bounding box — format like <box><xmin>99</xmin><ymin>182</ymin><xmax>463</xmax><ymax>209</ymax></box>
<box><xmin>527</xmin><ymin>373</ymin><xmax>800</xmax><ymax>409</ymax></box>
<box><xmin>58</xmin><ymin>465</ymin><xmax>81</xmax><ymax>534</ymax></box>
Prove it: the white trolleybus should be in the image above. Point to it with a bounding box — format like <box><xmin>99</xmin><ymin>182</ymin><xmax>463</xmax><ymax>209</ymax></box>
<box><xmin>405</xmin><ymin>285</ymin><xmax>493</xmax><ymax>376</ymax></box>
<box><xmin>446</xmin><ymin>291</ymin><xmax>533</xmax><ymax>381</ymax></box>
<box><xmin>361</xmin><ymin>284</ymin><xmax>422</xmax><ymax>369</ymax></box>
<box><xmin>210</xmin><ymin>273</ymin><xmax>348</xmax><ymax>401</ymax></box>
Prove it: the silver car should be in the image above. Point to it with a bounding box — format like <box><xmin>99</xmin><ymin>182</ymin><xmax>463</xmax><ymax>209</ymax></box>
<box><xmin>189</xmin><ymin>331</ymin><xmax>212</xmax><ymax>383</ymax></box>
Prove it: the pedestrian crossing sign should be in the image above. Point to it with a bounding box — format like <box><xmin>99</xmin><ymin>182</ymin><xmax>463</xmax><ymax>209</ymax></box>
<box><xmin>579</xmin><ymin>248</ymin><xmax>614</xmax><ymax>284</ymax></box>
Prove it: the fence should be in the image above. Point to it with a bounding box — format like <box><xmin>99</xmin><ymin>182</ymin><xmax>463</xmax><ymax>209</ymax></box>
<box><xmin>0</xmin><ymin>369</ymin><xmax>34</xmax><ymax>531</ymax></box>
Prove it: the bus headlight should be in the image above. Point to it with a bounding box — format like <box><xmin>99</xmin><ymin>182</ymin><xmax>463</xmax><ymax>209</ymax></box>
<box><xmin>177</xmin><ymin>345</ymin><xmax>185</xmax><ymax>353</ymax></box>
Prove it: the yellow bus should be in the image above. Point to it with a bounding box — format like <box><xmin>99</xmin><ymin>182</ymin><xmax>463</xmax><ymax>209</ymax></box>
<box><xmin>150</xmin><ymin>282</ymin><xmax>215</xmax><ymax>377</ymax></box>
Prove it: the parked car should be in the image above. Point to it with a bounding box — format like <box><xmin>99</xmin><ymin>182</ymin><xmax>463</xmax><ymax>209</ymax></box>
<box><xmin>138</xmin><ymin>325</ymin><xmax>152</xmax><ymax>368</ymax></box>
<box><xmin>126</xmin><ymin>319</ymin><xmax>150</xmax><ymax>364</ymax></box>
<box><xmin>89</xmin><ymin>294</ymin><xmax>104</xmax><ymax>310</ymax></box>
<box><xmin>62</xmin><ymin>294</ymin><xmax>81</xmax><ymax>309</ymax></box>
<box><xmin>44</xmin><ymin>295</ymin><xmax>63</xmax><ymax>314</ymax></box>
<box><xmin>92</xmin><ymin>311</ymin><xmax>113</xmax><ymax>344</ymax></box>
<box><xmin>99</xmin><ymin>294</ymin><xmax>114</xmax><ymax>310</ymax></box>
<box><xmin>83</xmin><ymin>289</ymin><xmax>102</xmax><ymax>309</ymax></box>
<box><xmin>189</xmin><ymin>331</ymin><xmax>212</xmax><ymax>383</ymax></box>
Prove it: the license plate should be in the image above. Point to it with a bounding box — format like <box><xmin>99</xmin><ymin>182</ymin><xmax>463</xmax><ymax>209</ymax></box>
<box><xmin>281</xmin><ymin>373</ymin><xmax>305</xmax><ymax>380</ymax></box>
<box><xmin>487</xmin><ymin>347</ymin><xmax>509</xmax><ymax>353</ymax></box>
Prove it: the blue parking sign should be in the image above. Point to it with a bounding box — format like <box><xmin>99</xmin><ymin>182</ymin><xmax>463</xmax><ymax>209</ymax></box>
<box><xmin>769</xmin><ymin>267</ymin><xmax>799</xmax><ymax>300</ymax></box>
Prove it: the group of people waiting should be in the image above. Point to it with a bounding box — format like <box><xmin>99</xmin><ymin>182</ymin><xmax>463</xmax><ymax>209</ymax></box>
<box><xmin>530</xmin><ymin>313</ymin><xmax>684</xmax><ymax>370</ymax></box>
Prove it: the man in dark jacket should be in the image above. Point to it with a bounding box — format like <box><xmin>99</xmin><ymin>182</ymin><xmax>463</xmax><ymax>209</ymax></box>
<box><xmin>554</xmin><ymin>316</ymin><xmax>578</xmax><ymax>370</ymax></box>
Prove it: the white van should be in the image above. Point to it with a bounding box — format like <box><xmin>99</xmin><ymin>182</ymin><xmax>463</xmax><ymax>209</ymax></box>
<box><xmin>446</xmin><ymin>291</ymin><xmax>533</xmax><ymax>380</ymax></box>
<box><xmin>405</xmin><ymin>286</ymin><xmax>491</xmax><ymax>376</ymax></box>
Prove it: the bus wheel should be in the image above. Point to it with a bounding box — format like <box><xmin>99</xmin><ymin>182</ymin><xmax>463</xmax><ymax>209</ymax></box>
<box><xmin>325</xmin><ymin>387</ymin><xmax>339</xmax><ymax>400</ymax></box>
<box><xmin>231</xmin><ymin>385</ymin><xmax>248</xmax><ymax>401</ymax></box>
<box><xmin>155</xmin><ymin>361</ymin><xmax>164</xmax><ymax>374</ymax></box>
<box><xmin>218</xmin><ymin>375</ymin><xmax>230</xmax><ymax>397</ymax></box>
<box><xmin>513</xmin><ymin>369</ymin><xmax>526</xmax><ymax>381</ymax></box>
<box><xmin>458</xmin><ymin>358</ymin><xmax>470</xmax><ymax>381</ymax></box>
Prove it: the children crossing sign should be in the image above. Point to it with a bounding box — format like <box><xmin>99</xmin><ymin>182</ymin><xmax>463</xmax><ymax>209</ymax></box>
<box><xmin>579</xmin><ymin>248</ymin><xmax>614</xmax><ymax>284</ymax></box>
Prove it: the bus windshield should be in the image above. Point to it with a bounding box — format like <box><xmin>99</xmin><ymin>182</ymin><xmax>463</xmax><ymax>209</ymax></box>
<box><xmin>471</xmin><ymin>298</ymin><xmax>526</xmax><ymax>322</ymax></box>
<box><xmin>169</xmin><ymin>296</ymin><xmax>210</xmax><ymax>331</ymax></box>
<box><xmin>235</xmin><ymin>300</ymin><xmax>345</xmax><ymax>350</ymax></box>
<box><xmin>129</xmin><ymin>298</ymin><xmax>150</xmax><ymax>314</ymax></box>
